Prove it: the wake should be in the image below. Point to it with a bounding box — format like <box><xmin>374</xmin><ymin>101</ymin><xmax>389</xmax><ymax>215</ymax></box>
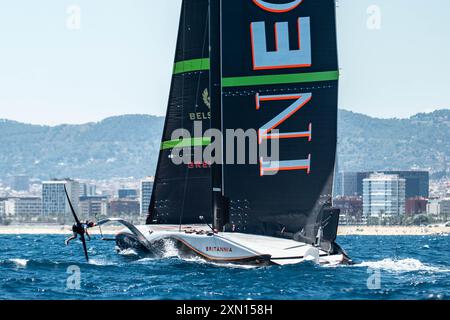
<box><xmin>354</xmin><ymin>258</ymin><xmax>450</xmax><ymax>273</ymax></box>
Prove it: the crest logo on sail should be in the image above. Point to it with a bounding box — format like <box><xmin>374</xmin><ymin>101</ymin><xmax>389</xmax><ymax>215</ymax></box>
<box><xmin>202</xmin><ymin>88</ymin><xmax>211</xmax><ymax>109</ymax></box>
<box><xmin>189</xmin><ymin>88</ymin><xmax>211</xmax><ymax>121</ymax></box>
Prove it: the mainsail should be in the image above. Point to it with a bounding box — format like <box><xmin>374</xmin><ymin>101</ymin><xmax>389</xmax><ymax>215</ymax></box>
<box><xmin>147</xmin><ymin>0</ymin><xmax>212</xmax><ymax>225</ymax></box>
<box><xmin>219</xmin><ymin>0</ymin><xmax>340</xmax><ymax>243</ymax></box>
<box><xmin>148</xmin><ymin>0</ymin><xmax>340</xmax><ymax>246</ymax></box>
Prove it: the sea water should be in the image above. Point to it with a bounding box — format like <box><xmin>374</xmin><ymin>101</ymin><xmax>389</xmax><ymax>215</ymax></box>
<box><xmin>0</xmin><ymin>234</ymin><xmax>449</xmax><ymax>300</ymax></box>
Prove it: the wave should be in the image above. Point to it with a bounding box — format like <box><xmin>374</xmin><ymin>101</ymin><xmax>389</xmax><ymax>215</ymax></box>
<box><xmin>161</xmin><ymin>239</ymin><xmax>180</xmax><ymax>258</ymax></box>
<box><xmin>117</xmin><ymin>248</ymin><xmax>139</xmax><ymax>257</ymax></box>
<box><xmin>88</xmin><ymin>258</ymin><xmax>117</xmax><ymax>266</ymax></box>
<box><xmin>355</xmin><ymin>258</ymin><xmax>450</xmax><ymax>273</ymax></box>
<box><xmin>9</xmin><ymin>258</ymin><xmax>29</xmax><ymax>268</ymax></box>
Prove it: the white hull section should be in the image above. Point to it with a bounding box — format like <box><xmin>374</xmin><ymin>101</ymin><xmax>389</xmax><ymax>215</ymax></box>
<box><xmin>115</xmin><ymin>224</ymin><xmax>347</xmax><ymax>266</ymax></box>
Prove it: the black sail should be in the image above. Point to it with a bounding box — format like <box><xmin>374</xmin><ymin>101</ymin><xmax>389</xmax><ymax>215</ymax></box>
<box><xmin>219</xmin><ymin>0</ymin><xmax>339</xmax><ymax>243</ymax></box>
<box><xmin>146</xmin><ymin>0</ymin><xmax>212</xmax><ymax>225</ymax></box>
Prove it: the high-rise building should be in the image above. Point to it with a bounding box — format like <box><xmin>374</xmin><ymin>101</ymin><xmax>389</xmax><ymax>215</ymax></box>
<box><xmin>338</xmin><ymin>171</ymin><xmax>429</xmax><ymax>198</ymax></box>
<box><xmin>79</xmin><ymin>183</ymin><xmax>97</xmax><ymax>197</ymax></box>
<box><xmin>140</xmin><ymin>177</ymin><xmax>154</xmax><ymax>216</ymax></box>
<box><xmin>363</xmin><ymin>173</ymin><xmax>406</xmax><ymax>217</ymax></box>
<box><xmin>4</xmin><ymin>197</ymin><xmax>42</xmax><ymax>218</ymax></box>
<box><xmin>387</xmin><ymin>171</ymin><xmax>429</xmax><ymax>199</ymax></box>
<box><xmin>336</xmin><ymin>172</ymin><xmax>361</xmax><ymax>197</ymax></box>
<box><xmin>42</xmin><ymin>179</ymin><xmax>80</xmax><ymax>220</ymax></box>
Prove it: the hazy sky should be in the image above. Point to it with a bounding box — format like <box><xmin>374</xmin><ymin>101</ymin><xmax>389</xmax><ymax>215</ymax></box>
<box><xmin>0</xmin><ymin>0</ymin><xmax>449</xmax><ymax>125</ymax></box>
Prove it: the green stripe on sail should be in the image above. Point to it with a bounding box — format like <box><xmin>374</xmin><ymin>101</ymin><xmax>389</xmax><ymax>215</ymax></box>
<box><xmin>222</xmin><ymin>70</ymin><xmax>339</xmax><ymax>87</ymax></box>
<box><xmin>173</xmin><ymin>58</ymin><xmax>210</xmax><ymax>74</ymax></box>
<box><xmin>161</xmin><ymin>137</ymin><xmax>212</xmax><ymax>150</ymax></box>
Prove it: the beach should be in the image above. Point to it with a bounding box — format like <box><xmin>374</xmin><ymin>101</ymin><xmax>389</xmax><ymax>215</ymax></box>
<box><xmin>0</xmin><ymin>224</ymin><xmax>448</xmax><ymax>236</ymax></box>
<box><xmin>0</xmin><ymin>224</ymin><xmax>123</xmax><ymax>235</ymax></box>
<box><xmin>338</xmin><ymin>225</ymin><xmax>449</xmax><ymax>236</ymax></box>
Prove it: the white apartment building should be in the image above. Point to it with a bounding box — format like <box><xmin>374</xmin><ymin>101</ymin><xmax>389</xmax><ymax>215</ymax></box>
<box><xmin>363</xmin><ymin>173</ymin><xmax>406</xmax><ymax>217</ymax></box>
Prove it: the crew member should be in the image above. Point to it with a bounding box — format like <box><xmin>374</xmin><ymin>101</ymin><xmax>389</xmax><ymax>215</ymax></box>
<box><xmin>65</xmin><ymin>220</ymin><xmax>96</xmax><ymax>246</ymax></box>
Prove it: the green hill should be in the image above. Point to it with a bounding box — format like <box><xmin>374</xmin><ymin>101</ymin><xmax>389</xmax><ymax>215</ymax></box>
<box><xmin>338</xmin><ymin>109</ymin><xmax>450</xmax><ymax>178</ymax></box>
<box><xmin>0</xmin><ymin>115</ymin><xmax>164</xmax><ymax>180</ymax></box>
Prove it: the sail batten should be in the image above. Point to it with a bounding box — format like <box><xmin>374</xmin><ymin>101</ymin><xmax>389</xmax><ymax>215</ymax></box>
<box><xmin>161</xmin><ymin>137</ymin><xmax>212</xmax><ymax>151</ymax></box>
<box><xmin>173</xmin><ymin>58</ymin><xmax>211</xmax><ymax>75</ymax></box>
<box><xmin>222</xmin><ymin>70</ymin><xmax>339</xmax><ymax>87</ymax></box>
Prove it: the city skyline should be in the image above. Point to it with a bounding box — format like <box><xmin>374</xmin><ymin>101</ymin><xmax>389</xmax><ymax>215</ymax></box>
<box><xmin>0</xmin><ymin>0</ymin><xmax>449</xmax><ymax>125</ymax></box>
<box><xmin>1</xmin><ymin>170</ymin><xmax>449</xmax><ymax>226</ymax></box>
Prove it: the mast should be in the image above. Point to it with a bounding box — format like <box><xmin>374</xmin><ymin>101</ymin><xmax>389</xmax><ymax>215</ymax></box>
<box><xmin>209</xmin><ymin>0</ymin><xmax>226</xmax><ymax>231</ymax></box>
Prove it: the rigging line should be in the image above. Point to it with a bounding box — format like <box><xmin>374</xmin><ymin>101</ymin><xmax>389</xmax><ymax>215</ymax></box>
<box><xmin>208</xmin><ymin>1</ymin><xmax>215</xmax><ymax>225</ymax></box>
<box><xmin>94</xmin><ymin>212</ymin><xmax>104</xmax><ymax>239</ymax></box>
<box><xmin>193</xmin><ymin>6</ymin><xmax>210</xmax><ymax>110</ymax></box>
<box><xmin>200</xmin><ymin>7</ymin><xmax>214</xmax><ymax>225</ymax></box>
<box><xmin>179</xmin><ymin>0</ymin><xmax>189</xmax><ymax>232</ymax></box>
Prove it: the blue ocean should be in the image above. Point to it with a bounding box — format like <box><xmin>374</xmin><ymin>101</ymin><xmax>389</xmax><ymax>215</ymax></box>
<box><xmin>0</xmin><ymin>234</ymin><xmax>449</xmax><ymax>300</ymax></box>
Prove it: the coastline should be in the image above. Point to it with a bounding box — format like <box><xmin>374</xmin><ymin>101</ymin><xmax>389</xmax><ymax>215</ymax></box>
<box><xmin>0</xmin><ymin>224</ymin><xmax>123</xmax><ymax>235</ymax></box>
<box><xmin>0</xmin><ymin>224</ymin><xmax>448</xmax><ymax>236</ymax></box>
<box><xmin>338</xmin><ymin>225</ymin><xmax>449</xmax><ymax>236</ymax></box>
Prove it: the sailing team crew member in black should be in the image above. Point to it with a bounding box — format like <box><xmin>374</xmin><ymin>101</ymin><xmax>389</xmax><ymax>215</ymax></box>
<box><xmin>65</xmin><ymin>221</ymin><xmax>96</xmax><ymax>246</ymax></box>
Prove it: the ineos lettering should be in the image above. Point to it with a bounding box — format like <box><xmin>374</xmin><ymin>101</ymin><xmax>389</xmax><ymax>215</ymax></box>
<box><xmin>251</xmin><ymin>0</ymin><xmax>313</xmax><ymax>176</ymax></box>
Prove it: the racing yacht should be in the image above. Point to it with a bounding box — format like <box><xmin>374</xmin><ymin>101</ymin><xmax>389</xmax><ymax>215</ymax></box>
<box><xmin>98</xmin><ymin>0</ymin><xmax>351</xmax><ymax>266</ymax></box>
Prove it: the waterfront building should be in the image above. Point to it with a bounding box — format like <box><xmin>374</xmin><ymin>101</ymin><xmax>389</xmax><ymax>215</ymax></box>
<box><xmin>363</xmin><ymin>173</ymin><xmax>406</xmax><ymax>217</ymax></box>
<box><xmin>439</xmin><ymin>199</ymin><xmax>450</xmax><ymax>219</ymax></box>
<box><xmin>140</xmin><ymin>177</ymin><xmax>154</xmax><ymax>216</ymax></box>
<box><xmin>405</xmin><ymin>197</ymin><xmax>428</xmax><ymax>216</ymax></box>
<box><xmin>427</xmin><ymin>198</ymin><xmax>450</xmax><ymax>219</ymax></box>
<box><xmin>79</xmin><ymin>196</ymin><xmax>108</xmax><ymax>219</ymax></box>
<box><xmin>4</xmin><ymin>197</ymin><xmax>42</xmax><ymax>219</ymax></box>
<box><xmin>79</xmin><ymin>183</ymin><xmax>97</xmax><ymax>197</ymax></box>
<box><xmin>339</xmin><ymin>171</ymin><xmax>429</xmax><ymax>198</ymax></box>
<box><xmin>333</xmin><ymin>196</ymin><xmax>363</xmax><ymax>224</ymax></box>
<box><xmin>109</xmin><ymin>199</ymin><xmax>140</xmax><ymax>217</ymax></box>
<box><xmin>42</xmin><ymin>179</ymin><xmax>80</xmax><ymax>220</ymax></box>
